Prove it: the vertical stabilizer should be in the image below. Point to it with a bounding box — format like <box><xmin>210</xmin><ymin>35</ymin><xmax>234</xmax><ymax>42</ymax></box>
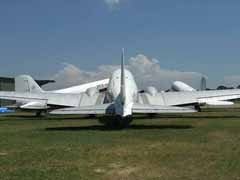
<box><xmin>15</xmin><ymin>75</ymin><xmax>44</xmax><ymax>93</ymax></box>
<box><xmin>120</xmin><ymin>48</ymin><xmax>126</xmax><ymax>105</ymax></box>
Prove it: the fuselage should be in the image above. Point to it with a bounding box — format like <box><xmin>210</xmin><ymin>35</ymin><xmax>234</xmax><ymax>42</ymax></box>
<box><xmin>107</xmin><ymin>69</ymin><xmax>138</xmax><ymax>117</ymax></box>
<box><xmin>171</xmin><ymin>81</ymin><xmax>196</xmax><ymax>92</ymax></box>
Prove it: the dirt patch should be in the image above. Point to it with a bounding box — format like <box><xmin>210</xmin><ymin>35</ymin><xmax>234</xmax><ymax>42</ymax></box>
<box><xmin>208</xmin><ymin>131</ymin><xmax>231</xmax><ymax>140</ymax></box>
<box><xmin>94</xmin><ymin>168</ymin><xmax>106</xmax><ymax>174</ymax></box>
<box><xmin>0</xmin><ymin>152</ymin><xmax>7</xmax><ymax>156</ymax></box>
<box><xmin>106</xmin><ymin>165</ymin><xmax>139</xmax><ymax>180</ymax></box>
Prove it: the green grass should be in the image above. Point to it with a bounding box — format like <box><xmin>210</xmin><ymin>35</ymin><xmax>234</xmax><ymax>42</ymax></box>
<box><xmin>0</xmin><ymin>108</ymin><xmax>240</xmax><ymax>180</ymax></box>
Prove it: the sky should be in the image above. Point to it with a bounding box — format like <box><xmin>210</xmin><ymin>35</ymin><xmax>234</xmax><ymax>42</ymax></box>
<box><xmin>0</xmin><ymin>0</ymin><xmax>240</xmax><ymax>90</ymax></box>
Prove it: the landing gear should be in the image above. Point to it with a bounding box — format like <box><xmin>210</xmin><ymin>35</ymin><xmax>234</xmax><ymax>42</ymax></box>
<box><xmin>35</xmin><ymin>111</ymin><xmax>48</xmax><ymax>117</ymax></box>
<box><xmin>194</xmin><ymin>105</ymin><xmax>202</xmax><ymax>112</ymax></box>
<box><xmin>98</xmin><ymin>116</ymin><xmax>133</xmax><ymax>129</ymax></box>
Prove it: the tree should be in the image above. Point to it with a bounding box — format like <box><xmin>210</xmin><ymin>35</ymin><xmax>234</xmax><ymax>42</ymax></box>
<box><xmin>217</xmin><ymin>85</ymin><xmax>234</xmax><ymax>90</ymax></box>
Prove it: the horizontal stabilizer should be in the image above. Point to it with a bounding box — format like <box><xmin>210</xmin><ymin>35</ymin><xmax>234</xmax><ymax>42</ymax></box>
<box><xmin>50</xmin><ymin>103</ymin><xmax>115</xmax><ymax>115</ymax></box>
<box><xmin>132</xmin><ymin>103</ymin><xmax>196</xmax><ymax>114</ymax></box>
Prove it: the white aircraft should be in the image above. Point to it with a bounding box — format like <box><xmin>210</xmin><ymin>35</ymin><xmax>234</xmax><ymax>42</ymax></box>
<box><xmin>171</xmin><ymin>81</ymin><xmax>234</xmax><ymax>106</ymax></box>
<box><xmin>171</xmin><ymin>81</ymin><xmax>196</xmax><ymax>92</ymax></box>
<box><xmin>0</xmin><ymin>49</ymin><xmax>240</xmax><ymax>128</ymax></box>
<box><xmin>12</xmin><ymin>75</ymin><xmax>109</xmax><ymax>114</ymax></box>
<box><xmin>15</xmin><ymin>75</ymin><xmax>109</xmax><ymax>94</ymax></box>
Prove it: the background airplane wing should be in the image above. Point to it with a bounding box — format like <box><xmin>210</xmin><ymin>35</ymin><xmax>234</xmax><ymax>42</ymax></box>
<box><xmin>53</xmin><ymin>79</ymin><xmax>109</xmax><ymax>94</ymax></box>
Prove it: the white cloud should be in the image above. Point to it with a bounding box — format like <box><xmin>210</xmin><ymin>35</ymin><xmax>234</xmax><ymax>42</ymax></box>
<box><xmin>104</xmin><ymin>0</ymin><xmax>122</xmax><ymax>8</ymax></box>
<box><xmin>128</xmin><ymin>54</ymin><xmax>202</xmax><ymax>90</ymax></box>
<box><xmin>44</xmin><ymin>54</ymin><xmax>203</xmax><ymax>91</ymax></box>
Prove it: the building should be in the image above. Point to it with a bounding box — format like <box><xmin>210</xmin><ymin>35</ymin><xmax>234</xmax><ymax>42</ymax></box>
<box><xmin>200</xmin><ymin>76</ymin><xmax>207</xmax><ymax>91</ymax></box>
<box><xmin>0</xmin><ymin>77</ymin><xmax>14</xmax><ymax>107</ymax></box>
<box><xmin>0</xmin><ymin>76</ymin><xmax>54</xmax><ymax>107</ymax></box>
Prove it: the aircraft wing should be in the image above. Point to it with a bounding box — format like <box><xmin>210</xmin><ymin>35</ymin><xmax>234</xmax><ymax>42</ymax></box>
<box><xmin>53</xmin><ymin>79</ymin><xmax>109</xmax><ymax>94</ymax></box>
<box><xmin>0</xmin><ymin>91</ymin><xmax>81</xmax><ymax>107</ymax></box>
<box><xmin>0</xmin><ymin>91</ymin><xmax>106</xmax><ymax>108</ymax></box>
<box><xmin>138</xmin><ymin>89</ymin><xmax>240</xmax><ymax>106</ymax></box>
<box><xmin>50</xmin><ymin>103</ymin><xmax>115</xmax><ymax>115</ymax></box>
<box><xmin>50</xmin><ymin>103</ymin><xmax>196</xmax><ymax>115</ymax></box>
<box><xmin>132</xmin><ymin>103</ymin><xmax>196</xmax><ymax>113</ymax></box>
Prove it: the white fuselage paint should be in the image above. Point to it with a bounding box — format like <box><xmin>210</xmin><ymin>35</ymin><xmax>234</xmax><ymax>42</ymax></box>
<box><xmin>52</xmin><ymin>79</ymin><xmax>109</xmax><ymax>94</ymax></box>
<box><xmin>171</xmin><ymin>81</ymin><xmax>196</xmax><ymax>92</ymax></box>
<box><xmin>108</xmin><ymin>69</ymin><xmax>138</xmax><ymax>117</ymax></box>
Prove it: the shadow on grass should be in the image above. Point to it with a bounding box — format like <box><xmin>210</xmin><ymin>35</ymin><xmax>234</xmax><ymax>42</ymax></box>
<box><xmin>45</xmin><ymin>124</ymin><xmax>193</xmax><ymax>131</ymax></box>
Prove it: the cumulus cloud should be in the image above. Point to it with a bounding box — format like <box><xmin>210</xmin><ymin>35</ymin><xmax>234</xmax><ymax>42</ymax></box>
<box><xmin>44</xmin><ymin>54</ymin><xmax>203</xmax><ymax>91</ymax></box>
<box><xmin>45</xmin><ymin>63</ymin><xmax>117</xmax><ymax>90</ymax></box>
<box><xmin>104</xmin><ymin>0</ymin><xmax>123</xmax><ymax>9</ymax></box>
<box><xmin>128</xmin><ymin>54</ymin><xmax>202</xmax><ymax>90</ymax></box>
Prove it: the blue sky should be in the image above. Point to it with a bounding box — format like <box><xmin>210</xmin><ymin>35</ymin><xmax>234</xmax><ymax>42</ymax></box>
<box><xmin>0</xmin><ymin>0</ymin><xmax>240</xmax><ymax>88</ymax></box>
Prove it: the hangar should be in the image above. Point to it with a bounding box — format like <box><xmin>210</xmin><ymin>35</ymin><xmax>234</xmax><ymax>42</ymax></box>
<box><xmin>0</xmin><ymin>76</ymin><xmax>54</xmax><ymax>107</ymax></box>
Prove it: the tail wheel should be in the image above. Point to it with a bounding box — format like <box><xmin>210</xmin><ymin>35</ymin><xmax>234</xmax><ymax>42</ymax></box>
<box><xmin>36</xmin><ymin>111</ymin><xmax>48</xmax><ymax>117</ymax></box>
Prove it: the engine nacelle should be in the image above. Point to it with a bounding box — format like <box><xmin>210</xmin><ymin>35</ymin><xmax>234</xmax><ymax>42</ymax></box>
<box><xmin>86</xmin><ymin>87</ymin><xmax>98</xmax><ymax>97</ymax></box>
<box><xmin>146</xmin><ymin>86</ymin><xmax>158</xmax><ymax>96</ymax></box>
<box><xmin>171</xmin><ymin>81</ymin><xmax>196</xmax><ymax>92</ymax></box>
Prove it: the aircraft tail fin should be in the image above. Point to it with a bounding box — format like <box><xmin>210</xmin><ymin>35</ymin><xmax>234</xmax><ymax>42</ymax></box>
<box><xmin>120</xmin><ymin>48</ymin><xmax>126</xmax><ymax>105</ymax></box>
<box><xmin>15</xmin><ymin>75</ymin><xmax>44</xmax><ymax>93</ymax></box>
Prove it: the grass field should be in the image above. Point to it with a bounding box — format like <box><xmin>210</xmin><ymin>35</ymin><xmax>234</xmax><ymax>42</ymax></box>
<box><xmin>0</xmin><ymin>108</ymin><xmax>240</xmax><ymax>180</ymax></box>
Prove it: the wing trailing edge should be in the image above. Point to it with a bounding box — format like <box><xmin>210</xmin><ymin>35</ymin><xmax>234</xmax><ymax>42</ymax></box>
<box><xmin>50</xmin><ymin>103</ymin><xmax>115</xmax><ymax>115</ymax></box>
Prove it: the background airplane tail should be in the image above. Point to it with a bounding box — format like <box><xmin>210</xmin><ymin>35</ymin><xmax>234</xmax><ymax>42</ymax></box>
<box><xmin>15</xmin><ymin>75</ymin><xmax>44</xmax><ymax>93</ymax></box>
